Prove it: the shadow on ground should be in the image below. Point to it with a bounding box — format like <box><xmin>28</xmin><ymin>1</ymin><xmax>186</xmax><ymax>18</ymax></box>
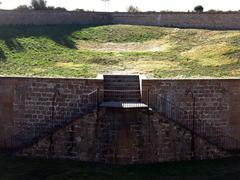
<box><xmin>0</xmin><ymin>48</ymin><xmax>6</xmax><ymax>61</ymax></box>
<box><xmin>0</xmin><ymin>156</ymin><xmax>239</xmax><ymax>180</ymax></box>
<box><xmin>4</xmin><ymin>39</ymin><xmax>24</xmax><ymax>52</ymax></box>
<box><xmin>0</xmin><ymin>25</ymin><xmax>95</xmax><ymax>50</ymax></box>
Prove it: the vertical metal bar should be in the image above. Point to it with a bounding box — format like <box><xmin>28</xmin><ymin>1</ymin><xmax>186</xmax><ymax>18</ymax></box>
<box><xmin>97</xmin><ymin>88</ymin><xmax>99</xmax><ymax>105</ymax></box>
<box><xmin>147</xmin><ymin>89</ymin><xmax>150</xmax><ymax>106</ymax></box>
<box><xmin>192</xmin><ymin>96</ymin><xmax>196</xmax><ymax>160</ymax></box>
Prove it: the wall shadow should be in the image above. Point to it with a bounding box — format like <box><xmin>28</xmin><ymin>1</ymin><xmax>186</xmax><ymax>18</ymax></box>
<box><xmin>0</xmin><ymin>25</ymin><xmax>96</xmax><ymax>50</ymax></box>
<box><xmin>5</xmin><ymin>39</ymin><xmax>24</xmax><ymax>52</ymax></box>
<box><xmin>223</xmin><ymin>49</ymin><xmax>240</xmax><ymax>59</ymax></box>
<box><xmin>0</xmin><ymin>48</ymin><xmax>6</xmax><ymax>61</ymax></box>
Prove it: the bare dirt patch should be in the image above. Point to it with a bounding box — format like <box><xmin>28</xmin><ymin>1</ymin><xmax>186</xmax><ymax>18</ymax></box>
<box><xmin>77</xmin><ymin>40</ymin><xmax>170</xmax><ymax>52</ymax></box>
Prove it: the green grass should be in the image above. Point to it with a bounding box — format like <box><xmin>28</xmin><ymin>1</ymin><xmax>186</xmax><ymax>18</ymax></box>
<box><xmin>0</xmin><ymin>25</ymin><xmax>240</xmax><ymax>78</ymax></box>
<box><xmin>72</xmin><ymin>25</ymin><xmax>167</xmax><ymax>43</ymax></box>
<box><xmin>0</xmin><ymin>156</ymin><xmax>240</xmax><ymax>179</ymax></box>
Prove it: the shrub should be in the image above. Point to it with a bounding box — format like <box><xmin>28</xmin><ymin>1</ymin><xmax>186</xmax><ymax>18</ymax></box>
<box><xmin>31</xmin><ymin>0</ymin><xmax>47</xmax><ymax>10</ymax></box>
<box><xmin>127</xmin><ymin>5</ymin><xmax>140</xmax><ymax>13</ymax></box>
<box><xmin>194</xmin><ymin>5</ymin><xmax>204</xmax><ymax>13</ymax></box>
<box><xmin>15</xmin><ymin>5</ymin><xmax>32</xmax><ymax>11</ymax></box>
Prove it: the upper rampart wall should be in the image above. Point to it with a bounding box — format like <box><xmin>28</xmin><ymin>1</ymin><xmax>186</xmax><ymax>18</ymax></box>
<box><xmin>0</xmin><ymin>10</ymin><xmax>240</xmax><ymax>29</ymax></box>
<box><xmin>112</xmin><ymin>12</ymin><xmax>240</xmax><ymax>29</ymax></box>
<box><xmin>0</xmin><ymin>10</ymin><xmax>110</xmax><ymax>25</ymax></box>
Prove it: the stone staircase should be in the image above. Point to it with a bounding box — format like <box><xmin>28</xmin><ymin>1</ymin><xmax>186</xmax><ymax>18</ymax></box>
<box><xmin>103</xmin><ymin>75</ymin><xmax>141</xmax><ymax>102</ymax></box>
<box><xmin>8</xmin><ymin>74</ymin><xmax>240</xmax><ymax>163</ymax></box>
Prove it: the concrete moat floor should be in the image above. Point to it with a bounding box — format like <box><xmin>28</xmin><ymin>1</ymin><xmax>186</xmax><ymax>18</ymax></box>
<box><xmin>0</xmin><ymin>156</ymin><xmax>239</xmax><ymax>180</ymax></box>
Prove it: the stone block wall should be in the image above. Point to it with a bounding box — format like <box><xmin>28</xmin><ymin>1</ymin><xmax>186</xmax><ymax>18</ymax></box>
<box><xmin>0</xmin><ymin>77</ymin><xmax>103</xmax><ymax>150</ymax></box>
<box><xmin>1</xmin><ymin>77</ymin><xmax>240</xmax><ymax>163</ymax></box>
<box><xmin>0</xmin><ymin>10</ymin><xmax>110</xmax><ymax>25</ymax></box>
<box><xmin>112</xmin><ymin>12</ymin><xmax>240</xmax><ymax>29</ymax></box>
<box><xmin>1</xmin><ymin>10</ymin><xmax>240</xmax><ymax>29</ymax></box>
<box><xmin>18</xmin><ymin>110</ymin><xmax>98</xmax><ymax>161</ymax></box>
<box><xmin>142</xmin><ymin>79</ymin><xmax>240</xmax><ymax>139</ymax></box>
<box><xmin>18</xmin><ymin>108</ymin><xmax>227</xmax><ymax>164</ymax></box>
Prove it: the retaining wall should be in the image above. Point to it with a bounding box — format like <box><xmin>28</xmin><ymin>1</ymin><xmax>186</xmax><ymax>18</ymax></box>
<box><xmin>142</xmin><ymin>79</ymin><xmax>240</xmax><ymax>139</ymax></box>
<box><xmin>112</xmin><ymin>12</ymin><xmax>240</xmax><ymax>29</ymax></box>
<box><xmin>0</xmin><ymin>10</ymin><xmax>240</xmax><ymax>29</ymax></box>
<box><xmin>0</xmin><ymin>10</ymin><xmax>110</xmax><ymax>25</ymax></box>
<box><xmin>18</xmin><ymin>108</ymin><xmax>227</xmax><ymax>164</ymax></box>
<box><xmin>0</xmin><ymin>77</ymin><xmax>103</xmax><ymax>149</ymax></box>
<box><xmin>1</xmin><ymin>77</ymin><xmax>240</xmax><ymax>163</ymax></box>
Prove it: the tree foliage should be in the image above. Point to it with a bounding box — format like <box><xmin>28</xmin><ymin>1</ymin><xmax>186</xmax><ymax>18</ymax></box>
<box><xmin>31</xmin><ymin>0</ymin><xmax>47</xmax><ymax>10</ymax></box>
<box><xmin>15</xmin><ymin>5</ymin><xmax>31</xmax><ymax>11</ymax></box>
<box><xmin>75</xmin><ymin>8</ymin><xmax>85</xmax><ymax>12</ymax></box>
<box><xmin>127</xmin><ymin>5</ymin><xmax>140</xmax><ymax>13</ymax></box>
<box><xmin>54</xmin><ymin>7</ymin><xmax>67</xmax><ymax>11</ymax></box>
<box><xmin>194</xmin><ymin>5</ymin><xmax>204</xmax><ymax>12</ymax></box>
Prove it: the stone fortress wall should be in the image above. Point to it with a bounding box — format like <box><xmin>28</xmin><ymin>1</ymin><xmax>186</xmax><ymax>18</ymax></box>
<box><xmin>1</xmin><ymin>9</ymin><xmax>240</xmax><ymax>163</ymax></box>
<box><xmin>1</xmin><ymin>77</ymin><xmax>240</xmax><ymax>163</ymax></box>
<box><xmin>0</xmin><ymin>10</ymin><xmax>240</xmax><ymax>29</ymax></box>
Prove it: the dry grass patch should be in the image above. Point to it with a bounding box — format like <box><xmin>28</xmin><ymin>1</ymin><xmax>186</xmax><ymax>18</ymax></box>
<box><xmin>77</xmin><ymin>40</ymin><xmax>171</xmax><ymax>52</ymax></box>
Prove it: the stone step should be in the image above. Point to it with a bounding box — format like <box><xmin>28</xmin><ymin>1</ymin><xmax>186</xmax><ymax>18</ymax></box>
<box><xmin>104</xmin><ymin>86</ymin><xmax>139</xmax><ymax>89</ymax></box>
<box><xmin>103</xmin><ymin>75</ymin><xmax>141</xmax><ymax>103</ymax></box>
<box><xmin>104</xmin><ymin>79</ymin><xmax>139</xmax><ymax>83</ymax></box>
<box><xmin>103</xmin><ymin>97</ymin><xmax>141</xmax><ymax>102</ymax></box>
<box><xmin>104</xmin><ymin>81</ymin><xmax>140</xmax><ymax>86</ymax></box>
<box><xmin>104</xmin><ymin>77</ymin><xmax>139</xmax><ymax>82</ymax></box>
<box><xmin>104</xmin><ymin>98</ymin><xmax>141</xmax><ymax>102</ymax></box>
<box><xmin>104</xmin><ymin>94</ymin><xmax>141</xmax><ymax>99</ymax></box>
<box><xmin>103</xmin><ymin>86</ymin><xmax>140</xmax><ymax>90</ymax></box>
<box><xmin>103</xmin><ymin>94</ymin><xmax>140</xmax><ymax>98</ymax></box>
<box><xmin>103</xmin><ymin>90</ymin><xmax>140</xmax><ymax>94</ymax></box>
<box><xmin>104</xmin><ymin>93</ymin><xmax>141</xmax><ymax>99</ymax></box>
<box><xmin>104</xmin><ymin>75</ymin><xmax>139</xmax><ymax>79</ymax></box>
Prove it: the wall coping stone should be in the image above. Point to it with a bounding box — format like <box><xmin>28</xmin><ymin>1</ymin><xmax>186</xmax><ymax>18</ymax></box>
<box><xmin>1</xmin><ymin>10</ymin><xmax>240</xmax><ymax>15</ymax></box>
<box><xmin>1</xmin><ymin>76</ymin><xmax>240</xmax><ymax>81</ymax></box>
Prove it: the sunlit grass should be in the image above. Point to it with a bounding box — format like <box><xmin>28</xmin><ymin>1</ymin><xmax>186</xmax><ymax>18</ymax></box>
<box><xmin>0</xmin><ymin>25</ymin><xmax>239</xmax><ymax>78</ymax></box>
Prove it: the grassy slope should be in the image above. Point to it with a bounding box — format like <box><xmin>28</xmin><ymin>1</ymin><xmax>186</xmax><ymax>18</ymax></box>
<box><xmin>0</xmin><ymin>156</ymin><xmax>240</xmax><ymax>180</ymax></box>
<box><xmin>0</xmin><ymin>25</ymin><xmax>240</xmax><ymax>78</ymax></box>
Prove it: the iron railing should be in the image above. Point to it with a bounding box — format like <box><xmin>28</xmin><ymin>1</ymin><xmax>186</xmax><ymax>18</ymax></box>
<box><xmin>88</xmin><ymin>89</ymin><xmax>152</xmax><ymax>103</ymax></box>
<box><xmin>87</xmin><ymin>89</ymin><xmax>152</xmax><ymax>108</ymax></box>
<box><xmin>148</xmin><ymin>92</ymin><xmax>240</xmax><ymax>152</ymax></box>
<box><xmin>102</xmin><ymin>89</ymin><xmax>141</xmax><ymax>102</ymax></box>
<box><xmin>3</xmin><ymin>87</ymin><xmax>239</xmax><ymax>155</ymax></box>
<box><xmin>87</xmin><ymin>89</ymin><xmax>99</xmax><ymax>105</ymax></box>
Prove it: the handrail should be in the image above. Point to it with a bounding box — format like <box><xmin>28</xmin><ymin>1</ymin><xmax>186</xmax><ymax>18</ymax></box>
<box><xmin>87</xmin><ymin>89</ymin><xmax>98</xmax><ymax>96</ymax></box>
<box><xmin>148</xmin><ymin>92</ymin><xmax>240</xmax><ymax>152</ymax></box>
<box><xmin>98</xmin><ymin>89</ymin><xmax>143</xmax><ymax>103</ymax></box>
<box><xmin>6</xmin><ymin>88</ymin><xmax>240</xmax><ymax>154</ymax></box>
<box><xmin>101</xmin><ymin>90</ymin><xmax>140</xmax><ymax>92</ymax></box>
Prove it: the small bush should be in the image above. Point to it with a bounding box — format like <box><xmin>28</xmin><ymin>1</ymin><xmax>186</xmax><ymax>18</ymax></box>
<box><xmin>31</xmin><ymin>0</ymin><xmax>47</xmax><ymax>10</ymax></box>
<box><xmin>15</xmin><ymin>5</ymin><xmax>32</xmax><ymax>11</ymax></box>
<box><xmin>127</xmin><ymin>5</ymin><xmax>140</xmax><ymax>13</ymax></box>
<box><xmin>194</xmin><ymin>5</ymin><xmax>204</xmax><ymax>13</ymax></box>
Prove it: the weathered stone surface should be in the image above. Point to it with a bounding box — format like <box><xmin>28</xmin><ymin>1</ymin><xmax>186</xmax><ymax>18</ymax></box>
<box><xmin>0</xmin><ymin>85</ymin><xmax>14</xmax><ymax>149</ymax></box>
<box><xmin>18</xmin><ymin>108</ymin><xmax>227</xmax><ymax>164</ymax></box>
<box><xmin>1</xmin><ymin>10</ymin><xmax>240</xmax><ymax>30</ymax></box>
<box><xmin>0</xmin><ymin>77</ymin><xmax>239</xmax><ymax>163</ymax></box>
<box><xmin>142</xmin><ymin>79</ymin><xmax>240</xmax><ymax>139</ymax></box>
<box><xmin>0</xmin><ymin>77</ymin><xmax>103</xmax><ymax>150</ymax></box>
